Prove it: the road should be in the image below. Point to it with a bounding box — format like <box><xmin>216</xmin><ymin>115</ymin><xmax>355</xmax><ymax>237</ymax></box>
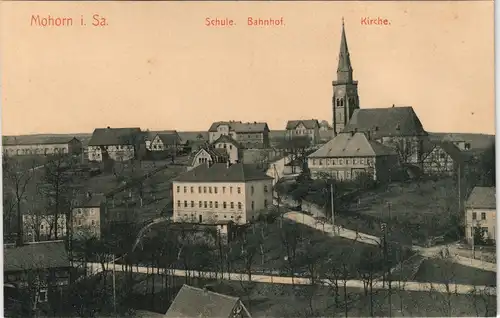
<box><xmin>84</xmin><ymin>261</ymin><xmax>496</xmax><ymax>296</ymax></box>
<box><xmin>283</xmin><ymin>211</ymin><xmax>497</xmax><ymax>272</ymax></box>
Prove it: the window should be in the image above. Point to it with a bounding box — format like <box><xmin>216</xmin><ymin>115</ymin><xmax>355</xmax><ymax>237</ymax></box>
<box><xmin>472</xmin><ymin>212</ymin><xmax>477</xmax><ymax>220</ymax></box>
<box><xmin>177</xmin><ymin>200</ymin><xmax>181</xmax><ymax>208</ymax></box>
<box><xmin>209</xmin><ymin>187</ymin><xmax>212</xmax><ymax>194</ymax></box>
<box><xmin>209</xmin><ymin>201</ymin><xmax>213</xmax><ymax>208</ymax></box>
<box><xmin>313</xmin><ymin>159</ymin><xmax>317</xmax><ymax>166</ymax></box>
<box><xmin>339</xmin><ymin>159</ymin><xmax>344</xmax><ymax>165</ymax></box>
<box><xmin>78</xmin><ymin>220</ymin><xmax>82</xmax><ymax>226</ymax></box>
<box><xmin>214</xmin><ymin>187</ymin><xmax>218</xmax><ymax>194</ymax></box>
<box><xmin>91</xmin><ymin>220</ymin><xmax>96</xmax><ymax>226</ymax></box>
<box><xmin>238</xmin><ymin>202</ymin><xmax>242</xmax><ymax>210</ymax></box>
<box><xmin>190</xmin><ymin>187</ymin><xmax>194</xmax><ymax>193</ymax></box>
<box><xmin>237</xmin><ymin>187</ymin><xmax>241</xmax><ymax>194</ymax></box>
<box><xmin>176</xmin><ymin>186</ymin><xmax>180</xmax><ymax>193</ymax></box>
<box><xmin>215</xmin><ymin>202</ymin><xmax>218</xmax><ymax>208</ymax></box>
<box><xmin>251</xmin><ymin>186</ymin><xmax>254</xmax><ymax>195</ymax></box>
<box><xmin>203</xmin><ymin>187</ymin><xmax>207</xmax><ymax>193</ymax></box>
<box><xmin>199</xmin><ymin>201</ymin><xmax>202</xmax><ymax>208</ymax></box>
<box><xmin>223</xmin><ymin>187</ymin><xmax>226</xmax><ymax>194</ymax></box>
<box><xmin>230</xmin><ymin>187</ymin><xmax>233</xmax><ymax>194</ymax></box>
<box><xmin>40</xmin><ymin>224</ymin><xmax>44</xmax><ymax>230</ymax></box>
<box><xmin>184</xmin><ymin>201</ymin><xmax>188</xmax><ymax>208</ymax></box>
<box><xmin>38</xmin><ymin>289</ymin><xmax>48</xmax><ymax>303</ymax></box>
<box><xmin>230</xmin><ymin>145</ymin><xmax>233</xmax><ymax>150</ymax></box>
<box><xmin>204</xmin><ymin>201</ymin><xmax>207</xmax><ymax>208</ymax></box>
<box><xmin>440</xmin><ymin>153</ymin><xmax>446</xmax><ymax>159</ymax></box>
<box><xmin>360</xmin><ymin>158</ymin><xmax>364</xmax><ymax>164</ymax></box>
<box><xmin>198</xmin><ymin>186</ymin><xmax>202</xmax><ymax>193</ymax></box>
<box><xmin>353</xmin><ymin>159</ymin><xmax>357</xmax><ymax>164</ymax></box>
<box><xmin>251</xmin><ymin>201</ymin><xmax>255</xmax><ymax>211</ymax></box>
<box><xmin>77</xmin><ymin>209</ymin><xmax>82</xmax><ymax>215</ymax></box>
<box><xmin>319</xmin><ymin>159</ymin><xmax>323</xmax><ymax>165</ymax></box>
<box><xmin>264</xmin><ymin>185</ymin><xmax>268</xmax><ymax>193</ymax></box>
<box><xmin>264</xmin><ymin>199</ymin><xmax>268</xmax><ymax>207</ymax></box>
<box><xmin>223</xmin><ymin>202</ymin><xmax>227</xmax><ymax>209</ymax></box>
<box><xmin>346</xmin><ymin>159</ymin><xmax>350</xmax><ymax>165</ymax></box>
<box><xmin>230</xmin><ymin>202</ymin><xmax>234</xmax><ymax>209</ymax></box>
<box><xmin>481</xmin><ymin>212</ymin><xmax>486</xmax><ymax>220</ymax></box>
<box><xmin>191</xmin><ymin>201</ymin><xmax>194</xmax><ymax>207</ymax></box>
<box><xmin>183</xmin><ymin>186</ymin><xmax>187</xmax><ymax>193</ymax></box>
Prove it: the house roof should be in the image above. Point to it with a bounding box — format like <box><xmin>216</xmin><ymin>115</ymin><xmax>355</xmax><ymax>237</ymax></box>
<box><xmin>319</xmin><ymin>120</ymin><xmax>331</xmax><ymax>128</ymax></box>
<box><xmin>213</xmin><ymin>134</ymin><xmax>241</xmax><ymax>148</ymax></box>
<box><xmin>3</xmin><ymin>136</ymin><xmax>80</xmax><ymax>146</ymax></box>
<box><xmin>4</xmin><ymin>241</ymin><xmax>70</xmax><ymax>272</ymax></box>
<box><xmin>466</xmin><ymin>187</ymin><xmax>496</xmax><ymax>209</ymax></box>
<box><xmin>208</xmin><ymin>121</ymin><xmax>269</xmax><ymax>133</ymax></box>
<box><xmin>422</xmin><ymin>140</ymin><xmax>469</xmax><ymax>164</ymax></box>
<box><xmin>428</xmin><ymin>132</ymin><xmax>495</xmax><ymax>151</ymax></box>
<box><xmin>165</xmin><ymin>284</ymin><xmax>242</xmax><ymax>318</ymax></box>
<box><xmin>73</xmin><ymin>193</ymin><xmax>106</xmax><ymax>208</ymax></box>
<box><xmin>308</xmin><ymin>132</ymin><xmax>397</xmax><ymax>158</ymax></box>
<box><xmin>186</xmin><ymin>146</ymin><xmax>229</xmax><ymax>166</ymax></box>
<box><xmin>88</xmin><ymin>127</ymin><xmax>143</xmax><ymax>146</ymax></box>
<box><xmin>175</xmin><ymin>162</ymin><xmax>272</xmax><ymax>183</ymax></box>
<box><xmin>343</xmin><ymin>106</ymin><xmax>427</xmax><ymax>138</ymax></box>
<box><xmin>286</xmin><ymin>119</ymin><xmax>320</xmax><ymax>130</ymax></box>
<box><xmin>155</xmin><ymin>133</ymin><xmax>181</xmax><ymax>145</ymax></box>
<box><xmin>319</xmin><ymin>130</ymin><xmax>334</xmax><ymax>141</ymax></box>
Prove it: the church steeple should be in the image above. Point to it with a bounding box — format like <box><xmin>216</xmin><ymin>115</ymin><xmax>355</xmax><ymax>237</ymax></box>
<box><xmin>332</xmin><ymin>18</ymin><xmax>359</xmax><ymax>136</ymax></box>
<box><xmin>337</xmin><ymin>18</ymin><xmax>353</xmax><ymax>83</ymax></box>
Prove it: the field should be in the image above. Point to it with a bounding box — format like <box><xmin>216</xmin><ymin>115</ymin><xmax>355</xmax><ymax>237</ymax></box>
<box><xmin>413</xmin><ymin>258</ymin><xmax>496</xmax><ymax>287</ymax></box>
<box><xmin>334</xmin><ymin>177</ymin><xmax>461</xmax><ymax>245</ymax></box>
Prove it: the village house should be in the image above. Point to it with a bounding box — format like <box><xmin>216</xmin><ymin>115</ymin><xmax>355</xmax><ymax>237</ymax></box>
<box><xmin>343</xmin><ymin>106</ymin><xmax>428</xmax><ymax>167</ymax></box>
<box><xmin>421</xmin><ymin>140</ymin><xmax>469</xmax><ymax>176</ymax></box>
<box><xmin>285</xmin><ymin>119</ymin><xmax>321</xmax><ymax>144</ymax></box>
<box><xmin>165</xmin><ymin>284</ymin><xmax>252</xmax><ymax>318</ymax></box>
<box><xmin>3</xmin><ymin>136</ymin><xmax>82</xmax><ymax>157</ymax></box>
<box><xmin>72</xmin><ymin>193</ymin><xmax>106</xmax><ymax>239</ymax></box>
<box><xmin>186</xmin><ymin>143</ymin><xmax>229</xmax><ymax>171</ymax></box>
<box><xmin>22</xmin><ymin>214</ymin><xmax>67</xmax><ymax>243</ymax></box>
<box><xmin>4</xmin><ymin>241</ymin><xmax>72</xmax><ymax>313</ymax></box>
<box><xmin>212</xmin><ymin>134</ymin><xmax>242</xmax><ymax>164</ymax></box>
<box><xmin>465</xmin><ymin>186</ymin><xmax>496</xmax><ymax>245</ymax></box>
<box><xmin>173</xmin><ymin>162</ymin><xmax>273</xmax><ymax>224</ymax></box>
<box><xmin>307</xmin><ymin>131</ymin><xmax>399</xmax><ymax>182</ymax></box>
<box><xmin>148</xmin><ymin>131</ymin><xmax>183</xmax><ymax>152</ymax></box>
<box><xmin>319</xmin><ymin>120</ymin><xmax>334</xmax><ymax>143</ymax></box>
<box><xmin>208</xmin><ymin>121</ymin><xmax>270</xmax><ymax>149</ymax></box>
<box><xmin>87</xmin><ymin>127</ymin><xmax>145</xmax><ymax>162</ymax></box>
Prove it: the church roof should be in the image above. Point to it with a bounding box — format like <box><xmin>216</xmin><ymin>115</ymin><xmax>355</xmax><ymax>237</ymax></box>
<box><xmin>343</xmin><ymin>106</ymin><xmax>427</xmax><ymax>138</ymax></box>
<box><xmin>286</xmin><ymin>119</ymin><xmax>320</xmax><ymax>130</ymax></box>
<box><xmin>308</xmin><ymin>132</ymin><xmax>397</xmax><ymax>158</ymax></box>
<box><xmin>88</xmin><ymin>127</ymin><xmax>143</xmax><ymax>146</ymax></box>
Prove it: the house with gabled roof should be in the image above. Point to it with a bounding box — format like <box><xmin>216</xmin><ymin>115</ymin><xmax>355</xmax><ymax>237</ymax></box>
<box><xmin>343</xmin><ymin>106</ymin><xmax>428</xmax><ymax>166</ymax></box>
<box><xmin>285</xmin><ymin>119</ymin><xmax>321</xmax><ymax>144</ymax></box>
<box><xmin>173</xmin><ymin>162</ymin><xmax>273</xmax><ymax>224</ymax></box>
<box><xmin>149</xmin><ymin>132</ymin><xmax>183</xmax><ymax>152</ymax></box>
<box><xmin>421</xmin><ymin>140</ymin><xmax>470</xmax><ymax>176</ymax></box>
<box><xmin>87</xmin><ymin>127</ymin><xmax>145</xmax><ymax>162</ymax></box>
<box><xmin>208</xmin><ymin>121</ymin><xmax>270</xmax><ymax>149</ymax></box>
<box><xmin>307</xmin><ymin>131</ymin><xmax>399</xmax><ymax>182</ymax></box>
<box><xmin>465</xmin><ymin>186</ymin><xmax>496</xmax><ymax>244</ymax></box>
<box><xmin>186</xmin><ymin>143</ymin><xmax>230</xmax><ymax>171</ymax></box>
<box><xmin>212</xmin><ymin>134</ymin><xmax>242</xmax><ymax>164</ymax></box>
<box><xmin>165</xmin><ymin>284</ymin><xmax>252</xmax><ymax>318</ymax></box>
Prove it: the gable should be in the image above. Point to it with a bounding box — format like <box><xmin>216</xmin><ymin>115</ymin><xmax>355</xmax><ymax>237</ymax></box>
<box><xmin>296</xmin><ymin>123</ymin><xmax>306</xmax><ymax>130</ymax></box>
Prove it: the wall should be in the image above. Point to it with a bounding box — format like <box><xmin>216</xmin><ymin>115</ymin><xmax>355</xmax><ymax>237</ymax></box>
<box><xmin>4</xmin><ymin>143</ymin><xmax>70</xmax><ymax>156</ymax></box>
<box><xmin>423</xmin><ymin>147</ymin><xmax>457</xmax><ymax>176</ymax></box>
<box><xmin>72</xmin><ymin>206</ymin><xmax>101</xmax><ymax>238</ymax></box>
<box><xmin>173</xmin><ymin>181</ymin><xmax>247</xmax><ymax>224</ymax></box>
<box><xmin>244</xmin><ymin>179</ymin><xmax>273</xmax><ymax>221</ymax></box>
<box><xmin>214</xmin><ymin>141</ymin><xmax>239</xmax><ymax>163</ymax></box>
<box><xmin>308</xmin><ymin>156</ymin><xmax>376</xmax><ymax>181</ymax></box>
<box><xmin>465</xmin><ymin>207</ymin><xmax>496</xmax><ymax>243</ymax></box>
<box><xmin>88</xmin><ymin>145</ymin><xmax>135</xmax><ymax>162</ymax></box>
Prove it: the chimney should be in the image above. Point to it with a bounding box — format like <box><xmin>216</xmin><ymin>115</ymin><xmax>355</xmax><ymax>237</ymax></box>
<box><xmin>107</xmin><ymin>126</ymin><xmax>111</xmax><ymax>129</ymax></box>
<box><xmin>392</xmin><ymin>104</ymin><xmax>395</xmax><ymax>108</ymax></box>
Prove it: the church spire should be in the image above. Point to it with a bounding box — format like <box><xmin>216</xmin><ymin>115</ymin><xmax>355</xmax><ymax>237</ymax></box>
<box><xmin>337</xmin><ymin>18</ymin><xmax>353</xmax><ymax>83</ymax></box>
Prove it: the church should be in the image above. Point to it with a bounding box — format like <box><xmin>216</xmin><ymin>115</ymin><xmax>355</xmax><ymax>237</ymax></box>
<box><xmin>331</xmin><ymin>19</ymin><xmax>428</xmax><ymax>167</ymax></box>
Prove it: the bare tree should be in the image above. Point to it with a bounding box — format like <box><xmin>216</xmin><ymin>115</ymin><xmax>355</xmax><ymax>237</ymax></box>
<box><xmin>3</xmin><ymin>154</ymin><xmax>37</xmax><ymax>246</ymax></box>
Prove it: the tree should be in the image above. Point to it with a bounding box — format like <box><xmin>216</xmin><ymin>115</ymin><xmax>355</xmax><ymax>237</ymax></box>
<box><xmin>41</xmin><ymin>153</ymin><xmax>76</xmax><ymax>240</ymax></box>
<box><xmin>277</xmin><ymin>136</ymin><xmax>311</xmax><ymax>173</ymax></box>
<box><xmin>479</xmin><ymin>143</ymin><xmax>495</xmax><ymax>187</ymax></box>
<box><xmin>3</xmin><ymin>154</ymin><xmax>37</xmax><ymax>246</ymax></box>
<box><xmin>279</xmin><ymin>222</ymin><xmax>302</xmax><ymax>287</ymax></box>
<box><xmin>357</xmin><ymin>247</ymin><xmax>384</xmax><ymax>316</ymax></box>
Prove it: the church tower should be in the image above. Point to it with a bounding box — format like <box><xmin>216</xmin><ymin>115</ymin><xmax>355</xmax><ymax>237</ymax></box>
<box><xmin>332</xmin><ymin>19</ymin><xmax>360</xmax><ymax>136</ymax></box>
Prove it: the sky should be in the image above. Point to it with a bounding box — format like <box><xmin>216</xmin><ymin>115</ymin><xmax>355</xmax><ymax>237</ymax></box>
<box><xmin>0</xmin><ymin>1</ymin><xmax>495</xmax><ymax>135</ymax></box>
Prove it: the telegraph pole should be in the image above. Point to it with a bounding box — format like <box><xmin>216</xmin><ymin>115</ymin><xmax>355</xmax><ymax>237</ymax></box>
<box><xmin>330</xmin><ymin>183</ymin><xmax>335</xmax><ymax>235</ymax></box>
<box><xmin>112</xmin><ymin>254</ymin><xmax>117</xmax><ymax>317</ymax></box>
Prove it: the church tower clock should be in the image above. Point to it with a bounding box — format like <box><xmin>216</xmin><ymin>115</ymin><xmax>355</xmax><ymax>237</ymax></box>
<box><xmin>332</xmin><ymin>18</ymin><xmax>360</xmax><ymax>136</ymax></box>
